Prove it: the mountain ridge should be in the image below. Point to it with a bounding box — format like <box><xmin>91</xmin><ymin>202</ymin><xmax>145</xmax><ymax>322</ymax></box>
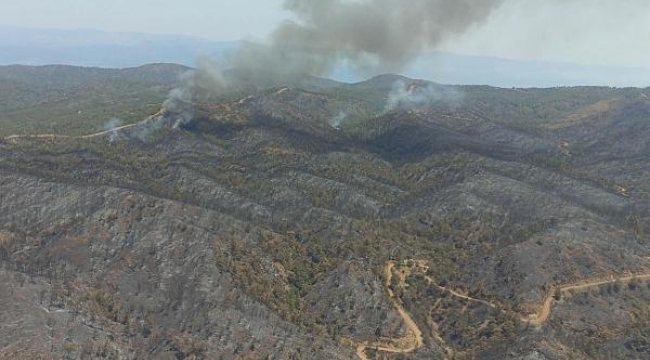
<box><xmin>2</xmin><ymin>64</ymin><xmax>650</xmax><ymax>359</ymax></box>
<box><xmin>3</xmin><ymin>26</ymin><xmax>650</xmax><ymax>87</ymax></box>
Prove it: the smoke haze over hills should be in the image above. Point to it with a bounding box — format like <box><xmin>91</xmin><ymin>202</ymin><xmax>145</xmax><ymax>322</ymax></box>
<box><xmin>3</xmin><ymin>27</ymin><xmax>650</xmax><ymax>88</ymax></box>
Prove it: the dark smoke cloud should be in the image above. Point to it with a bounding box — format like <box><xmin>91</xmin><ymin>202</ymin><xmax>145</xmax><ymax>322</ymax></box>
<box><xmin>161</xmin><ymin>0</ymin><xmax>505</xmax><ymax>126</ymax></box>
<box><xmin>243</xmin><ymin>0</ymin><xmax>507</xmax><ymax>76</ymax></box>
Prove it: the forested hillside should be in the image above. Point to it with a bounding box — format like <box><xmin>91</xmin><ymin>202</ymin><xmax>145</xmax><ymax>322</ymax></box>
<box><xmin>2</xmin><ymin>66</ymin><xmax>650</xmax><ymax>359</ymax></box>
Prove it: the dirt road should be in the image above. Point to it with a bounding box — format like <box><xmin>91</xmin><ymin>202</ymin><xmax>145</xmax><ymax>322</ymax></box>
<box><xmin>354</xmin><ymin>262</ymin><xmax>424</xmax><ymax>360</ymax></box>
<box><xmin>523</xmin><ymin>272</ymin><xmax>650</xmax><ymax>326</ymax></box>
<box><xmin>353</xmin><ymin>261</ymin><xmax>650</xmax><ymax>359</ymax></box>
<box><xmin>2</xmin><ymin>118</ymin><xmax>152</xmax><ymax>142</ymax></box>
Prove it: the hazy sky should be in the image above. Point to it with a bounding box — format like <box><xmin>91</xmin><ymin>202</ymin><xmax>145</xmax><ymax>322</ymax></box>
<box><xmin>440</xmin><ymin>0</ymin><xmax>650</xmax><ymax>68</ymax></box>
<box><xmin>0</xmin><ymin>0</ymin><xmax>287</xmax><ymax>40</ymax></box>
<box><xmin>1</xmin><ymin>0</ymin><xmax>649</xmax><ymax>68</ymax></box>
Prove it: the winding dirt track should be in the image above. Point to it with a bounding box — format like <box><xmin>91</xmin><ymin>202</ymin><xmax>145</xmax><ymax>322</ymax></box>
<box><xmin>522</xmin><ymin>272</ymin><xmax>650</xmax><ymax>326</ymax></box>
<box><xmin>424</xmin><ymin>274</ymin><xmax>496</xmax><ymax>310</ymax></box>
<box><xmin>354</xmin><ymin>262</ymin><xmax>424</xmax><ymax>360</ymax></box>
<box><xmin>353</xmin><ymin>261</ymin><xmax>650</xmax><ymax>360</ymax></box>
<box><xmin>6</xmin><ymin>120</ymin><xmax>650</xmax><ymax>358</ymax></box>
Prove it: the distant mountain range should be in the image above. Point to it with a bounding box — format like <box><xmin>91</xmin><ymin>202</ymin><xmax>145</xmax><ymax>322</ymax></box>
<box><xmin>0</xmin><ymin>27</ymin><xmax>236</xmax><ymax>69</ymax></box>
<box><xmin>3</xmin><ymin>26</ymin><xmax>650</xmax><ymax>88</ymax></box>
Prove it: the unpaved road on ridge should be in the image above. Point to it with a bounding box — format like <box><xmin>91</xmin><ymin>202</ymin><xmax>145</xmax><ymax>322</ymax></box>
<box><xmin>523</xmin><ymin>272</ymin><xmax>650</xmax><ymax>326</ymax></box>
<box><xmin>2</xmin><ymin>121</ymin><xmax>146</xmax><ymax>142</ymax></box>
<box><xmin>355</xmin><ymin>261</ymin><xmax>650</xmax><ymax>359</ymax></box>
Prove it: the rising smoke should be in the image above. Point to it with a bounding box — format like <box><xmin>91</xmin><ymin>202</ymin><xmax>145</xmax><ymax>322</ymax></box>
<box><xmin>162</xmin><ymin>56</ymin><xmax>228</xmax><ymax>128</ymax></box>
<box><xmin>104</xmin><ymin>118</ymin><xmax>123</xmax><ymax>143</ymax></box>
<box><xmin>266</xmin><ymin>0</ymin><xmax>506</xmax><ymax>75</ymax></box>
<box><xmin>329</xmin><ymin>111</ymin><xmax>347</xmax><ymax>130</ymax></box>
<box><xmin>384</xmin><ymin>81</ymin><xmax>464</xmax><ymax>113</ymax></box>
<box><xmin>159</xmin><ymin>0</ymin><xmax>505</xmax><ymax>129</ymax></box>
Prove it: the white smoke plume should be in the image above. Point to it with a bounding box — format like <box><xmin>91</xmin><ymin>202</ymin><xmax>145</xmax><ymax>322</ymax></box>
<box><xmin>104</xmin><ymin>118</ymin><xmax>123</xmax><ymax>143</ymax></box>
<box><xmin>160</xmin><ymin>0</ymin><xmax>504</xmax><ymax>126</ymax></box>
<box><xmin>329</xmin><ymin>111</ymin><xmax>347</xmax><ymax>130</ymax></box>
<box><xmin>130</xmin><ymin>116</ymin><xmax>173</xmax><ymax>142</ymax></box>
<box><xmin>384</xmin><ymin>81</ymin><xmax>464</xmax><ymax>113</ymax></box>
<box><xmin>162</xmin><ymin>57</ymin><xmax>229</xmax><ymax>128</ymax></box>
